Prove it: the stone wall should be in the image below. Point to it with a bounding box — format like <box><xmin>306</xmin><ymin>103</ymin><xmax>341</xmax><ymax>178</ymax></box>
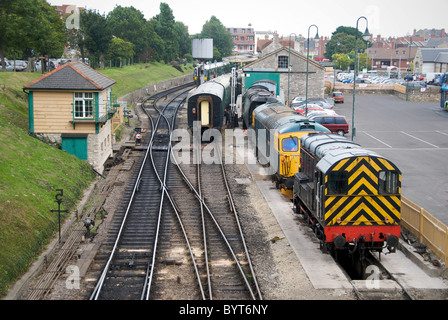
<box><xmin>334</xmin><ymin>82</ymin><xmax>441</xmax><ymax>102</ymax></box>
<box><xmin>87</xmin><ymin>121</ymin><xmax>112</xmax><ymax>173</ymax></box>
<box><xmin>119</xmin><ymin>73</ymin><xmax>194</xmax><ymax>105</ymax></box>
<box><xmin>244</xmin><ymin>48</ymin><xmax>325</xmax><ymax>102</ymax></box>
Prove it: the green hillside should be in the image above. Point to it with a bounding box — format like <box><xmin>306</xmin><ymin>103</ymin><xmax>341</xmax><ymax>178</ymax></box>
<box><xmin>0</xmin><ymin>62</ymin><xmax>192</xmax><ymax>297</ymax></box>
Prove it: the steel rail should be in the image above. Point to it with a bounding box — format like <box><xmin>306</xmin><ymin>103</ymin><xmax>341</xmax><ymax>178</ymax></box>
<box><xmin>89</xmin><ymin>86</ymin><xmax>192</xmax><ymax>300</ymax></box>
<box><xmin>197</xmin><ymin>139</ymin><xmax>212</xmax><ymax>300</ymax></box>
<box><xmin>89</xmin><ymin>102</ymin><xmax>156</xmax><ymax>300</ymax></box>
<box><xmin>213</xmin><ymin>139</ymin><xmax>263</xmax><ymax>299</ymax></box>
<box><xmin>170</xmin><ymin>137</ymin><xmax>261</xmax><ymax>300</ymax></box>
<box><xmin>140</xmin><ymin>88</ymin><xmax>206</xmax><ymax>300</ymax></box>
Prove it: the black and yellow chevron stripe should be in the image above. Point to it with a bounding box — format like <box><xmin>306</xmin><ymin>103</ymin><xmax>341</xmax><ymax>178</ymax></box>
<box><xmin>324</xmin><ymin>156</ymin><xmax>401</xmax><ymax>226</ymax></box>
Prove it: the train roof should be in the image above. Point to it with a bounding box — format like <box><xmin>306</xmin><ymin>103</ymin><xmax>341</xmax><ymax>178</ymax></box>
<box><xmin>188</xmin><ymin>74</ymin><xmax>230</xmax><ymax>100</ymax></box>
<box><xmin>301</xmin><ymin>133</ymin><xmax>400</xmax><ymax>174</ymax></box>
<box><xmin>243</xmin><ymin>85</ymin><xmax>272</xmax><ymax>101</ymax></box>
<box><xmin>254</xmin><ymin>103</ymin><xmax>330</xmax><ymax>134</ymax></box>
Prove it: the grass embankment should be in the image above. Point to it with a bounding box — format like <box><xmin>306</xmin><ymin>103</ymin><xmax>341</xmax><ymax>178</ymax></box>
<box><xmin>101</xmin><ymin>61</ymin><xmax>194</xmax><ymax>98</ymax></box>
<box><xmin>0</xmin><ymin>62</ymin><xmax>192</xmax><ymax>297</ymax></box>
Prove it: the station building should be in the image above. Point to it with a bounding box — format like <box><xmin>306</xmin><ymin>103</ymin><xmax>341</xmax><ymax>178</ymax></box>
<box><xmin>23</xmin><ymin>61</ymin><xmax>123</xmax><ymax>173</ymax></box>
<box><xmin>242</xmin><ymin>33</ymin><xmax>326</xmax><ymax>104</ymax></box>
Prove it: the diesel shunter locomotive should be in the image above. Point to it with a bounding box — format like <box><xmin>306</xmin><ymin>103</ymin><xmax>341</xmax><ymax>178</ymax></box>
<box><xmin>293</xmin><ymin>133</ymin><xmax>401</xmax><ymax>257</ymax></box>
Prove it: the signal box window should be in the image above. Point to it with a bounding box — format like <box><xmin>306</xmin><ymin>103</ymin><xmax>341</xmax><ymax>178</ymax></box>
<box><xmin>378</xmin><ymin>171</ymin><xmax>399</xmax><ymax>194</ymax></box>
<box><xmin>74</xmin><ymin>92</ymin><xmax>94</xmax><ymax>118</ymax></box>
<box><xmin>282</xmin><ymin>137</ymin><xmax>298</xmax><ymax>152</ymax></box>
<box><xmin>328</xmin><ymin>171</ymin><xmax>349</xmax><ymax>195</ymax></box>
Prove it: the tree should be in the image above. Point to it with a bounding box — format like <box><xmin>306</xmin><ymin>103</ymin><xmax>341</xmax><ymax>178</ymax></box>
<box><xmin>331</xmin><ymin>53</ymin><xmax>352</xmax><ymax>71</ymax></box>
<box><xmin>0</xmin><ymin>0</ymin><xmax>26</xmax><ymax>70</ymax></box>
<box><xmin>107</xmin><ymin>6</ymin><xmax>148</xmax><ymax>58</ymax></box>
<box><xmin>31</xmin><ymin>0</ymin><xmax>66</xmax><ymax>62</ymax></box>
<box><xmin>200</xmin><ymin>16</ymin><xmax>233</xmax><ymax>59</ymax></box>
<box><xmin>349</xmin><ymin>51</ymin><xmax>370</xmax><ymax>72</ymax></box>
<box><xmin>0</xmin><ymin>0</ymin><xmax>65</xmax><ymax>71</ymax></box>
<box><xmin>107</xmin><ymin>37</ymin><xmax>134</xmax><ymax>67</ymax></box>
<box><xmin>142</xmin><ymin>19</ymin><xmax>164</xmax><ymax>62</ymax></box>
<box><xmin>80</xmin><ymin>9</ymin><xmax>112</xmax><ymax>68</ymax></box>
<box><xmin>154</xmin><ymin>3</ymin><xmax>178</xmax><ymax>62</ymax></box>
<box><xmin>175</xmin><ymin>21</ymin><xmax>191</xmax><ymax>58</ymax></box>
<box><xmin>325</xmin><ymin>26</ymin><xmax>369</xmax><ymax>60</ymax></box>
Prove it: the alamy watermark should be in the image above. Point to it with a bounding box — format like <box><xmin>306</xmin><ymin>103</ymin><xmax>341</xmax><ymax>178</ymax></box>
<box><xmin>65</xmin><ymin>5</ymin><xmax>80</xmax><ymax>30</ymax></box>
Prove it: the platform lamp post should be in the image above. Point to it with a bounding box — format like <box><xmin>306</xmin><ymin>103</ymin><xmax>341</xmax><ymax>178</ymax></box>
<box><xmin>288</xmin><ymin>33</ymin><xmax>298</xmax><ymax>107</ymax></box>
<box><xmin>351</xmin><ymin>16</ymin><xmax>370</xmax><ymax>141</ymax></box>
<box><xmin>305</xmin><ymin>25</ymin><xmax>319</xmax><ymax>117</ymax></box>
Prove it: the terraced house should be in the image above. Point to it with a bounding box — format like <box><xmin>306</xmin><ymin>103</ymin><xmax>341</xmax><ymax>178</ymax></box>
<box><xmin>23</xmin><ymin>61</ymin><xmax>123</xmax><ymax>173</ymax></box>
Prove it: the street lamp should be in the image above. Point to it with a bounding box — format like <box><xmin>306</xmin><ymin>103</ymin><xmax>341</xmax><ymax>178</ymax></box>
<box><xmin>351</xmin><ymin>16</ymin><xmax>370</xmax><ymax>140</ymax></box>
<box><xmin>288</xmin><ymin>33</ymin><xmax>298</xmax><ymax>106</ymax></box>
<box><xmin>305</xmin><ymin>24</ymin><xmax>319</xmax><ymax>116</ymax></box>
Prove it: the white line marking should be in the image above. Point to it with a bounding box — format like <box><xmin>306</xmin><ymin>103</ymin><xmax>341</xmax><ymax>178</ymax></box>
<box><xmin>362</xmin><ymin>131</ymin><xmax>392</xmax><ymax>148</ymax></box>
<box><xmin>401</xmin><ymin>131</ymin><xmax>440</xmax><ymax>148</ymax></box>
<box><xmin>436</xmin><ymin>131</ymin><xmax>448</xmax><ymax>137</ymax></box>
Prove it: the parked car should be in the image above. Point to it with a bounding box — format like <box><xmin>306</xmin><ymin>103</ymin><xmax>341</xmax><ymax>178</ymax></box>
<box><xmin>309</xmin><ymin>115</ymin><xmax>349</xmax><ymax>135</ymax></box>
<box><xmin>293</xmin><ymin>99</ymin><xmax>333</xmax><ymax>110</ymax></box>
<box><xmin>2</xmin><ymin>61</ymin><xmax>14</xmax><ymax>71</ymax></box>
<box><xmin>292</xmin><ymin>104</ymin><xmax>326</xmax><ymax>115</ymax></box>
<box><xmin>11</xmin><ymin>60</ymin><xmax>27</xmax><ymax>71</ymax></box>
<box><xmin>332</xmin><ymin>91</ymin><xmax>344</xmax><ymax>103</ymax></box>
<box><xmin>36</xmin><ymin>61</ymin><xmax>56</xmax><ymax>72</ymax></box>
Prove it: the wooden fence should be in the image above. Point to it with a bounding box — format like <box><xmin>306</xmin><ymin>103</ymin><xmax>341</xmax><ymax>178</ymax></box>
<box><xmin>401</xmin><ymin>196</ymin><xmax>448</xmax><ymax>267</ymax></box>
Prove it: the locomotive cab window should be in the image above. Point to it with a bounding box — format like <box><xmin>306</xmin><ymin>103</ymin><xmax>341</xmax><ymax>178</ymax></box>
<box><xmin>378</xmin><ymin>171</ymin><xmax>399</xmax><ymax>194</ymax></box>
<box><xmin>328</xmin><ymin>171</ymin><xmax>349</xmax><ymax>195</ymax></box>
<box><xmin>282</xmin><ymin>136</ymin><xmax>298</xmax><ymax>152</ymax></box>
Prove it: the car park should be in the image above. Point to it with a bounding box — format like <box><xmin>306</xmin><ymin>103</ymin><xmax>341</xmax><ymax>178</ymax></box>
<box><xmin>309</xmin><ymin>115</ymin><xmax>349</xmax><ymax>135</ymax></box>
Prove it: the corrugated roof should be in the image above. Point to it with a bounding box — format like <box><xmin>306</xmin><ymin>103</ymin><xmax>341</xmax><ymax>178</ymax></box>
<box><xmin>24</xmin><ymin>61</ymin><xmax>115</xmax><ymax>91</ymax></box>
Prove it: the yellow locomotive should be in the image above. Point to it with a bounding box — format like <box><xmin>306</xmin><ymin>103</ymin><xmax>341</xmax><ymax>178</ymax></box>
<box><xmin>251</xmin><ymin>101</ymin><xmax>330</xmax><ymax>198</ymax></box>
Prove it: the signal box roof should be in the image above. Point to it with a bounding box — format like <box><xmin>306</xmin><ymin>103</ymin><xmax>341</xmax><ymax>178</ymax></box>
<box><xmin>24</xmin><ymin>61</ymin><xmax>116</xmax><ymax>91</ymax></box>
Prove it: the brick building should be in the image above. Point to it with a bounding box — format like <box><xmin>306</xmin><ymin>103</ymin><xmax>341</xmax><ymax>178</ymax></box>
<box><xmin>227</xmin><ymin>26</ymin><xmax>256</xmax><ymax>55</ymax></box>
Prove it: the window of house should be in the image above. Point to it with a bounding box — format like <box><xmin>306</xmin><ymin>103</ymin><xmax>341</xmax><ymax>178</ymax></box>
<box><xmin>278</xmin><ymin>56</ymin><xmax>288</xmax><ymax>68</ymax></box>
<box><xmin>74</xmin><ymin>92</ymin><xmax>94</xmax><ymax>118</ymax></box>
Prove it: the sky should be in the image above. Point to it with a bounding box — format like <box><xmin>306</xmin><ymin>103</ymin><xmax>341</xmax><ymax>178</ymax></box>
<box><xmin>48</xmin><ymin>0</ymin><xmax>448</xmax><ymax>39</ymax></box>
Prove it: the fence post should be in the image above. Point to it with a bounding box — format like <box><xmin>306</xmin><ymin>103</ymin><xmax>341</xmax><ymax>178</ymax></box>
<box><xmin>419</xmin><ymin>207</ymin><xmax>424</xmax><ymax>243</ymax></box>
<box><xmin>446</xmin><ymin>226</ymin><xmax>448</xmax><ymax>266</ymax></box>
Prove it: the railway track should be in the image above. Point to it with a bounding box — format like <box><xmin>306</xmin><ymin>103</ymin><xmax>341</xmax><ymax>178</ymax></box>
<box><xmin>89</xmin><ymin>84</ymin><xmax>194</xmax><ymax>300</ymax></box>
<box><xmin>88</xmin><ymin>83</ymin><xmax>262</xmax><ymax>300</ymax></box>
<box><xmin>171</xmin><ymin>136</ymin><xmax>262</xmax><ymax>300</ymax></box>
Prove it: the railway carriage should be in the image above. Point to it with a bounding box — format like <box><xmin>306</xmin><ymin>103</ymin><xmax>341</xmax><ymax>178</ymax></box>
<box><xmin>252</xmin><ymin>101</ymin><xmax>330</xmax><ymax>198</ymax></box>
<box><xmin>187</xmin><ymin>74</ymin><xmax>232</xmax><ymax>132</ymax></box>
<box><xmin>294</xmin><ymin>133</ymin><xmax>401</xmax><ymax>256</ymax></box>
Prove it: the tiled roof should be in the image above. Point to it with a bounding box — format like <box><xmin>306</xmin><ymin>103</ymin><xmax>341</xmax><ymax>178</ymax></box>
<box><xmin>420</xmin><ymin>48</ymin><xmax>448</xmax><ymax>62</ymax></box>
<box><xmin>24</xmin><ymin>61</ymin><xmax>115</xmax><ymax>91</ymax></box>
